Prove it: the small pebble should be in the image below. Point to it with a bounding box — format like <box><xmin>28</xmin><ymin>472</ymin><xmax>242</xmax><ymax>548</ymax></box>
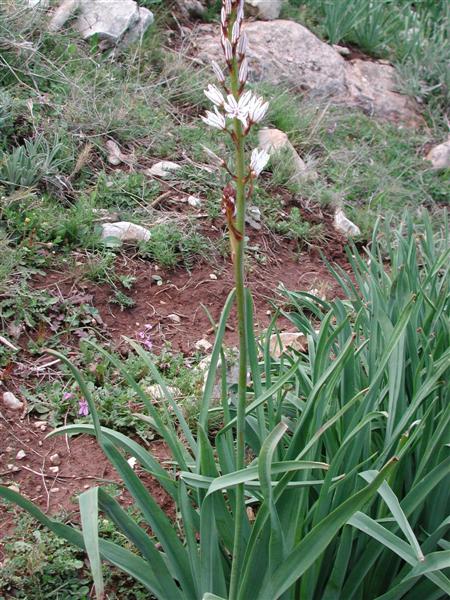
<box><xmin>16</xmin><ymin>450</ymin><xmax>26</xmax><ymax>460</ymax></box>
<box><xmin>49</xmin><ymin>488</ymin><xmax>60</xmax><ymax>493</ymax></box>
<box><xmin>209</xmin><ymin>273</ymin><xmax>218</xmax><ymax>280</ymax></box>
<box><xmin>49</xmin><ymin>453</ymin><xmax>61</xmax><ymax>465</ymax></box>
<box><xmin>8</xmin><ymin>485</ymin><xmax>19</xmax><ymax>493</ymax></box>
<box><xmin>49</xmin><ymin>466</ymin><xmax>59</xmax><ymax>474</ymax></box>
<box><xmin>167</xmin><ymin>313</ymin><xmax>181</xmax><ymax>323</ymax></box>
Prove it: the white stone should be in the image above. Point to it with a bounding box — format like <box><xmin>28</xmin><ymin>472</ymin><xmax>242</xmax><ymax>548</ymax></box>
<box><xmin>16</xmin><ymin>450</ymin><xmax>27</xmax><ymax>460</ymax></box>
<box><xmin>27</xmin><ymin>0</ymin><xmax>49</xmax><ymax>8</ymax></box>
<box><xmin>426</xmin><ymin>137</ymin><xmax>450</xmax><ymax>170</ymax></box>
<box><xmin>101</xmin><ymin>222</ymin><xmax>151</xmax><ymax>243</ymax></box>
<box><xmin>148</xmin><ymin>161</ymin><xmax>182</xmax><ymax>178</ymax></box>
<box><xmin>268</xmin><ymin>332</ymin><xmax>307</xmax><ymax>359</ymax></box>
<box><xmin>334</xmin><ymin>208</ymin><xmax>361</xmax><ymax>237</ymax></box>
<box><xmin>48</xmin><ymin>0</ymin><xmax>153</xmax><ymax>48</ymax></box>
<box><xmin>122</xmin><ymin>7</ymin><xmax>154</xmax><ymax>45</ymax></box>
<box><xmin>246</xmin><ymin>205</ymin><xmax>262</xmax><ymax>230</ymax></box>
<box><xmin>49</xmin><ymin>466</ymin><xmax>59</xmax><ymax>474</ymax></box>
<box><xmin>3</xmin><ymin>392</ymin><xmax>23</xmax><ymax>411</ymax></box>
<box><xmin>167</xmin><ymin>313</ymin><xmax>181</xmax><ymax>323</ymax></box>
<box><xmin>187</xmin><ymin>195</ymin><xmax>202</xmax><ymax>208</ymax></box>
<box><xmin>49</xmin><ymin>453</ymin><xmax>61</xmax><ymax>465</ymax></box>
<box><xmin>245</xmin><ymin>0</ymin><xmax>282</xmax><ymax>20</ymax></box>
<box><xmin>209</xmin><ymin>273</ymin><xmax>218</xmax><ymax>280</ymax></box>
<box><xmin>258</xmin><ymin>128</ymin><xmax>317</xmax><ymax>184</ymax></box>
<box><xmin>127</xmin><ymin>456</ymin><xmax>137</xmax><ymax>469</ymax></box>
<box><xmin>194</xmin><ymin>20</ymin><xmax>421</xmax><ymax>126</ymax></box>
<box><xmin>195</xmin><ymin>338</ymin><xmax>213</xmax><ymax>352</ymax></box>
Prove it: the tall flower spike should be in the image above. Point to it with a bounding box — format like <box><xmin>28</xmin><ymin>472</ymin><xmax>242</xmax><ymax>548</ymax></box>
<box><xmin>250</xmin><ymin>148</ymin><xmax>270</xmax><ymax>177</ymax></box>
<box><xmin>201</xmin><ymin>106</ymin><xmax>226</xmax><ymax>130</ymax></box>
<box><xmin>223</xmin><ymin>94</ymin><xmax>249</xmax><ymax>127</ymax></box>
<box><xmin>204</xmin><ymin>84</ymin><xmax>225</xmax><ymax>107</ymax></box>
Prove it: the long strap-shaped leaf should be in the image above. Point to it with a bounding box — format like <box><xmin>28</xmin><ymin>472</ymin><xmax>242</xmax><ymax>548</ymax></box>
<box><xmin>47</xmin><ymin>424</ymin><xmax>178</xmax><ymax>498</ymax></box>
<box><xmin>0</xmin><ymin>486</ymin><xmax>176</xmax><ymax>598</ymax></box>
<box><xmin>245</xmin><ymin>458</ymin><xmax>397</xmax><ymax>600</ymax></box>
<box><xmin>79</xmin><ymin>487</ymin><xmax>104</xmax><ymax>600</ymax></box>
<box><xmin>102</xmin><ymin>438</ymin><xmax>197</xmax><ymax>600</ymax></box>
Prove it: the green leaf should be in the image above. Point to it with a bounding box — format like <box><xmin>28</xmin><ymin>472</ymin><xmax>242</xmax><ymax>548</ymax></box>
<box><xmin>79</xmin><ymin>487</ymin><xmax>104</xmax><ymax>600</ymax></box>
<box><xmin>406</xmin><ymin>550</ymin><xmax>450</xmax><ymax>578</ymax></box>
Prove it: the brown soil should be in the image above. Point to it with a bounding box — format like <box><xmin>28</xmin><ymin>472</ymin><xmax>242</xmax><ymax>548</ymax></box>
<box><xmin>1</xmin><ymin>223</ymin><xmax>350</xmax><ymax>550</ymax></box>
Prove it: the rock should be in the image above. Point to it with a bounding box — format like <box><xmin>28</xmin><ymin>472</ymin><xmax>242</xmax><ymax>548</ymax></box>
<box><xmin>209</xmin><ymin>273</ymin><xmax>218</xmax><ymax>280</ymax></box>
<box><xmin>194</xmin><ymin>21</ymin><xmax>422</xmax><ymax>126</ymax></box>
<box><xmin>245</xmin><ymin>0</ymin><xmax>282</xmax><ymax>20</ymax></box>
<box><xmin>49</xmin><ymin>466</ymin><xmax>59</xmax><ymax>474</ymax></box>
<box><xmin>34</xmin><ymin>420</ymin><xmax>48</xmax><ymax>429</ymax></box>
<box><xmin>148</xmin><ymin>161</ymin><xmax>182</xmax><ymax>178</ymax></box>
<box><xmin>48</xmin><ymin>0</ymin><xmax>80</xmax><ymax>32</ymax></box>
<box><xmin>127</xmin><ymin>456</ymin><xmax>137</xmax><ymax>469</ymax></box>
<box><xmin>3</xmin><ymin>392</ymin><xmax>23</xmax><ymax>411</ymax></box>
<box><xmin>48</xmin><ymin>0</ymin><xmax>153</xmax><ymax>48</ymax></box>
<box><xmin>105</xmin><ymin>140</ymin><xmax>127</xmax><ymax>166</ymax></box>
<box><xmin>101</xmin><ymin>221</ymin><xmax>151</xmax><ymax>243</ymax></box>
<box><xmin>167</xmin><ymin>313</ymin><xmax>181</xmax><ymax>323</ymax></box>
<box><xmin>334</xmin><ymin>208</ymin><xmax>361</xmax><ymax>237</ymax></box>
<box><xmin>27</xmin><ymin>0</ymin><xmax>49</xmax><ymax>8</ymax></box>
<box><xmin>333</xmin><ymin>44</ymin><xmax>351</xmax><ymax>56</ymax></box>
<box><xmin>258</xmin><ymin>128</ymin><xmax>317</xmax><ymax>183</ymax></box>
<box><xmin>8</xmin><ymin>485</ymin><xmax>19</xmax><ymax>493</ymax></box>
<box><xmin>121</xmin><ymin>7</ymin><xmax>154</xmax><ymax>45</ymax></box>
<box><xmin>268</xmin><ymin>332</ymin><xmax>307</xmax><ymax>359</ymax></box>
<box><xmin>176</xmin><ymin>0</ymin><xmax>206</xmax><ymax>18</ymax></box>
<box><xmin>195</xmin><ymin>338</ymin><xmax>213</xmax><ymax>352</ymax></box>
<box><xmin>187</xmin><ymin>195</ymin><xmax>201</xmax><ymax>208</ymax></box>
<box><xmin>246</xmin><ymin>206</ymin><xmax>262</xmax><ymax>230</ymax></box>
<box><xmin>16</xmin><ymin>450</ymin><xmax>27</xmax><ymax>460</ymax></box>
<box><xmin>49</xmin><ymin>453</ymin><xmax>61</xmax><ymax>465</ymax></box>
<box><xmin>425</xmin><ymin>137</ymin><xmax>450</xmax><ymax>170</ymax></box>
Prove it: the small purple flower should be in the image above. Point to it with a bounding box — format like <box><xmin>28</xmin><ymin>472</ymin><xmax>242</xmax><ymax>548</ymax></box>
<box><xmin>63</xmin><ymin>392</ymin><xmax>73</xmax><ymax>401</ymax></box>
<box><xmin>137</xmin><ymin>323</ymin><xmax>153</xmax><ymax>351</ymax></box>
<box><xmin>78</xmin><ymin>399</ymin><xmax>89</xmax><ymax>417</ymax></box>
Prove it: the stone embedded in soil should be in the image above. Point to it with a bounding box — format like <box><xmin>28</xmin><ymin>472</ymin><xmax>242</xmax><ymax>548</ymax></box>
<box><xmin>195</xmin><ymin>338</ymin><xmax>213</xmax><ymax>352</ymax></box>
<box><xmin>16</xmin><ymin>450</ymin><xmax>27</xmax><ymax>460</ymax></box>
<box><xmin>268</xmin><ymin>332</ymin><xmax>307</xmax><ymax>359</ymax></box>
<box><xmin>258</xmin><ymin>128</ymin><xmax>317</xmax><ymax>184</ymax></box>
<box><xmin>101</xmin><ymin>221</ymin><xmax>151</xmax><ymax>243</ymax></box>
<box><xmin>148</xmin><ymin>161</ymin><xmax>182</xmax><ymax>178</ymax></box>
<box><xmin>193</xmin><ymin>20</ymin><xmax>422</xmax><ymax>126</ymax></box>
<box><xmin>48</xmin><ymin>0</ymin><xmax>154</xmax><ymax>48</ymax></box>
<box><xmin>425</xmin><ymin>137</ymin><xmax>450</xmax><ymax>170</ymax></box>
<box><xmin>167</xmin><ymin>313</ymin><xmax>181</xmax><ymax>323</ymax></box>
<box><xmin>333</xmin><ymin>208</ymin><xmax>361</xmax><ymax>238</ymax></box>
<box><xmin>146</xmin><ymin>384</ymin><xmax>180</xmax><ymax>401</ymax></box>
<box><xmin>49</xmin><ymin>466</ymin><xmax>59</xmax><ymax>474</ymax></box>
<box><xmin>2</xmin><ymin>391</ymin><xmax>23</xmax><ymax>411</ymax></box>
<box><xmin>187</xmin><ymin>195</ymin><xmax>202</xmax><ymax>208</ymax></box>
<box><xmin>49</xmin><ymin>453</ymin><xmax>61</xmax><ymax>465</ymax></box>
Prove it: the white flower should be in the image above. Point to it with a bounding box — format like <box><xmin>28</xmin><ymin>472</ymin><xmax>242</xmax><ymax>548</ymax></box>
<box><xmin>211</xmin><ymin>60</ymin><xmax>225</xmax><ymax>84</ymax></box>
<box><xmin>201</xmin><ymin>106</ymin><xmax>226</xmax><ymax>130</ymax></box>
<box><xmin>222</xmin><ymin>37</ymin><xmax>233</xmax><ymax>61</ymax></box>
<box><xmin>231</xmin><ymin>21</ymin><xmax>240</xmax><ymax>44</ymax></box>
<box><xmin>238</xmin><ymin>58</ymin><xmax>248</xmax><ymax>85</ymax></box>
<box><xmin>237</xmin><ymin>32</ymin><xmax>248</xmax><ymax>57</ymax></box>
<box><xmin>221</xmin><ymin>7</ymin><xmax>227</xmax><ymax>27</ymax></box>
<box><xmin>224</xmin><ymin>0</ymin><xmax>232</xmax><ymax>14</ymax></box>
<box><xmin>247</xmin><ymin>95</ymin><xmax>269</xmax><ymax>123</ymax></box>
<box><xmin>250</xmin><ymin>148</ymin><xmax>270</xmax><ymax>176</ymax></box>
<box><xmin>204</xmin><ymin>84</ymin><xmax>225</xmax><ymax>107</ymax></box>
<box><xmin>223</xmin><ymin>94</ymin><xmax>249</xmax><ymax>128</ymax></box>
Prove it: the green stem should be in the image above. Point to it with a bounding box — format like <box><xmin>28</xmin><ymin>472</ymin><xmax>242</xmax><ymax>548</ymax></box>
<box><xmin>228</xmin><ymin>63</ymin><xmax>248</xmax><ymax>600</ymax></box>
